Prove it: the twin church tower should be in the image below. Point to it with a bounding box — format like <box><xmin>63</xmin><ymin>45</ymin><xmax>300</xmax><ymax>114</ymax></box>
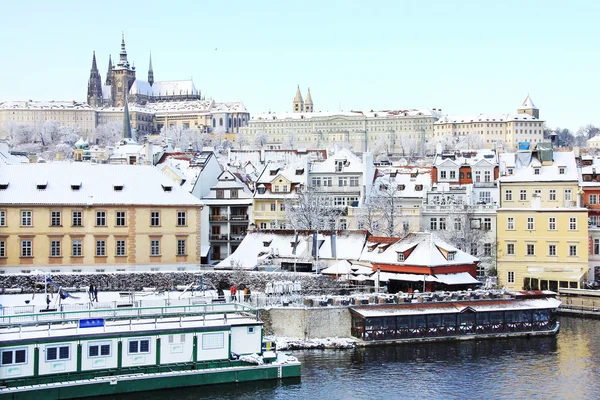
<box><xmin>293</xmin><ymin>85</ymin><xmax>314</xmax><ymax>113</ymax></box>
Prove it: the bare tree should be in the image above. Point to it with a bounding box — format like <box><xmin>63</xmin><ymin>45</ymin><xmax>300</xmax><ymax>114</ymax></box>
<box><xmin>284</xmin><ymin>186</ymin><xmax>344</xmax><ymax>231</ymax></box>
<box><xmin>95</xmin><ymin>121</ymin><xmax>123</xmax><ymax>146</ymax></box>
<box><xmin>254</xmin><ymin>131</ymin><xmax>268</xmax><ymax>148</ymax></box>
<box><xmin>358</xmin><ymin>177</ymin><xmax>410</xmax><ymax>236</ymax></box>
<box><xmin>235</xmin><ymin>132</ymin><xmax>248</xmax><ymax>150</ymax></box>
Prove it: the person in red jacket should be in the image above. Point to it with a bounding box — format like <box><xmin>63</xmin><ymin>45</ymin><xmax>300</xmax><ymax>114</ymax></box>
<box><xmin>230</xmin><ymin>285</ymin><xmax>237</xmax><ymax>302</ymax></box>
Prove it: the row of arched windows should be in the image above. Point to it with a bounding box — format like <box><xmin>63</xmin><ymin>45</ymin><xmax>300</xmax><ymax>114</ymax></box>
<box><xmin>211</xmin><ymin>116</ymin><xmax>246</xmax><ymax>130</ymax></box>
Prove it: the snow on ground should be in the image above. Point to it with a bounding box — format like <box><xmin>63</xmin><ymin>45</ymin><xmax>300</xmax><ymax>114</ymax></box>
<box><xmin>273</xmin><ymin>337</ymin><xmax>358</xmax><ymax>350</ymax></box>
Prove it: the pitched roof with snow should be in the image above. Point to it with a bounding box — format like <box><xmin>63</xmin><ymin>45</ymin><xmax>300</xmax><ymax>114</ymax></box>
<box><xmin>499</xmin><ymin>150</ymin><xmax>578</xmax><ymax>182</ymax></box>
<box><xmin>0</xmin><ymin>163</ymin><xmax>202</xmax><ymax>206</ymax></box>
<box><xmin>360</xmin><ymin>232</ymin><xmax>478</xmax><ymax>267</ymax></box>
<box><xmin>518</xmin><ymin>95</ymin><xmax>537</xmax><ymax>110</ymax></box>
<box><xmin>433</xmin><ymin>149</ymin><xmax>498</xmax><ymax>167</ymax></box>
<box><xmin>0</xmin><ymin>101</ymin><xmax>93</xmax><ymax>110</ymax></box>
<box><xmin>309</xmin><ymin>148</ymin><xmax>362</xmax><ymax>174</ymax></box>
<box><xmin>130</xmin><ymin>80</ymin><xmax>198</xmax><ymax>97</ymax></box>
<box><xmin>435</xmin><ymin>113</ymin><xmax>541</xmax><ymax>124</ymax></box>
<box><xmin>250</xmin><ymin>109</ymin><xmax>439</xmax><ymax>121</ymax></box>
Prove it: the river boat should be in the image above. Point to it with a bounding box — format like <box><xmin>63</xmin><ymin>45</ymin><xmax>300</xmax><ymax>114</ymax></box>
<box><xmin>350</xmin><ymin>291</ymin><xmax>561</xmax><ymax>343</ymax></box>
<box><xmin>0</xmin><ymin>303</ymin><xmax>300</xmax><ymax>399</ymax></box>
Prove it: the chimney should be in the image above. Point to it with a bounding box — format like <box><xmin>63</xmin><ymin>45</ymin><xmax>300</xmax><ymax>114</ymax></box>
<box><xmin>145</xmin><ymin>137</ymin><xmax>153</xmax><ymax>165</ymax></box>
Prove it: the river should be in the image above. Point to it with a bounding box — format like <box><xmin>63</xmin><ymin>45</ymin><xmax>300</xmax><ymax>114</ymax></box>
<box><xmin>113</xmin><ymin>316</ymin><xmax>599</xmax><ymax>400</ymax></box>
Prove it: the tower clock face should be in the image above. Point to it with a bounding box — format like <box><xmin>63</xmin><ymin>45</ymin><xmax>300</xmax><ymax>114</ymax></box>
<box><xmin>117</xmin><ymin>81</ymin><xmax>123</xmax><ymax>88</ymax></box>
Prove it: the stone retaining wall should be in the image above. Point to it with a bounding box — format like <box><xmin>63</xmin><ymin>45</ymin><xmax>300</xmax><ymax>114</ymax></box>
<box><xmin>263</xmin><ymin>307</ymin><xmax>352</xmax><ymax>339</ymax></box>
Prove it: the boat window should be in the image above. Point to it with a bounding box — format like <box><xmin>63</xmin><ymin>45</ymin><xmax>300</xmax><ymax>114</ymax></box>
<box><xmin>88</xmin><ymin>342</ymin><xmax>111</xmax><ymax>358</ymax></box>
<box><xmin>202</xmin><ymin>332</ymin><xmax>225</xmax><ymax>350</ymax></box>
<box><xmin>458</xmin><ymin>313</ymin><xmax>475</xmax><ymax>326</ymax></box>
<box><xmin>365</xmin><ymin>318</ymin><xmax>382</xmax><ymax>330</ymax></box>
<box><xmin>128</xmin><ymin>339</ymin><xmax>151</xmax><ymax>354</ymax></box>
<box><xmin>427</xmin><ymin>314</ymin><xmax>442</xmax><ymax>327</ymax></box>
<box><xmin>397</xmin><ymin>316</ymin><xmax>410</xmax><ymax>329</ymax></box>
<box><xmin>383</xmin><ymin>317</ymin><xmax>396</xmax><ymax>329</ymax></box>
<box><xmin>488</xmin><ymin>311</ymin><xmax>503</xmax><ymax>324</ymax></box>
<box><xmin>533</xmin><ymin>310</ymin><xmax>550</xmax><ymax>321</ymax></box>
<box><xmin>1</xmin><ymin>349</ymin><xmax>27</xmax><ymax>365</ymax></box>
<box><xmin>442</xmin><ymin>314</ymin><xmax>457</xmax><ymax>327</ymax></box>
<box><xmin>413</xmin><ymin>315</ymin><xmax>427</xmax><ymax>328</ymax></box>
<box><xmin>46</xmin><ymin>345</ymin><xmax>70</xmax><ymax>361</ymax></box>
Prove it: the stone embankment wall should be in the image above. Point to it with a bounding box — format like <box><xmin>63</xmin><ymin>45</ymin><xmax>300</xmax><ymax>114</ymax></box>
<box><xmin>263</xmin><ymin>307</ymin><xmax>352</xmax><ymax>338</ymax></box>
<box><xmin>0</xmin><ymin>270</ymin><xmax>341</xmax><ymax>295</ymax></box>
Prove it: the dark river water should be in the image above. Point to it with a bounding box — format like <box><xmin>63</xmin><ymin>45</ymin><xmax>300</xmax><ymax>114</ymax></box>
<box><xmin>118</xmin><ymin>316</ymin><xmax>599</xmax><ymax>400</ymax></box>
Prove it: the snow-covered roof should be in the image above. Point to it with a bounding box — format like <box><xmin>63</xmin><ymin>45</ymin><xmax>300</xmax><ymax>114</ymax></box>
<box><xmin>0</xmin><ymin>101</ymin><xmax>93</xmax><ymax>110</ymax></box>
<box><xmin>360</xmin><ymin>232</ymin><xmax>478</xmax><ymax>267</ymax></box>
<box><xmin>435</xmin><ymin>113</ymin><xmax>541</xmax><ymax>124</ymax></box>
<box><xmin>433</xmin><ymin>149</ymin><xmax>498</xmax><ymax>167</ymax></box>
<box><xmin>518</xmin><ymin>95</ymin><xmax>537</xmax><ymax>110</ymax></box>
<box><xmin>228</xmin><ymin>149</ymin><xmax>326</xmax><ymax>171</ymax></box>
<box><xmin>0</xmin><ymin>163</ymin><xmax>202</xmax><ymax>206</ymax></box>
<box><xmin>130</xmin><ymin>79</ymin><xmax>198</xmax><ymax>97</ymax></box>
<box><xmin>499</xmin><ymin>150</ymin><xmax>578</xmax><ymax>182</ymax></box>
<box><xmin>0</xmin><ymin>151</ymin><xmax>29</xmax><ymax>165</ymax></box>
<box><xmin>250</xmin><ymin>109</ymin><xmax>439</xmax><ymax>121</ymax></box>
<box><xmin>374</xmin><ymin>170</ymin><xmax>431</xmax><ymax>199</ymax></box>
<box><xmin>211</xmin><ymin>102</ymin><xmax>248</xmax><ymax>113</ymax></box>
<box><xmin>218</xmin><ymin>231</ymin><xmax>368</xmax><ymax>270</ymax></box>
<box><xmin>202</xmin><ymin>171</ymin><xmax>253</xmax><ymax>201</ymax></box>
<box><xmin>309</xmin><ymin>148</ymin><xmax>362</xmax><ymax>174</ymax></box>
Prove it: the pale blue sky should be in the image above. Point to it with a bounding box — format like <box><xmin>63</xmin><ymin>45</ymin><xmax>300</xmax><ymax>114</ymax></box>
<box><xmin>1</xmin><ymin>0</ymin><xmax>598</xmax><ymax>130</ymax></box>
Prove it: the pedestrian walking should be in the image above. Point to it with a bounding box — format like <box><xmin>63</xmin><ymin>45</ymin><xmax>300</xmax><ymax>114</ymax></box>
<box><xmin>230</xmin><ymin>285</ymin><xmax>237</xmax><ymax>302</ymax></box>
<box><xmin>45</xmin><ymin>295</ymin><xmax>51</xmax><ymax>310</ymax></box>
<box><xmin>244</xmin><ymin>287</ymin><xmax>251</xmax><ymax>302</ymax></box>
<box><xmin>93</xmin><ymin>285</ymin><xmax>99</xmax><ymax>302</ymax></box>
<box><xmin>88</xmin><ymin>284</ymin><xmax>94</xmax><ymax>302</ymax></box>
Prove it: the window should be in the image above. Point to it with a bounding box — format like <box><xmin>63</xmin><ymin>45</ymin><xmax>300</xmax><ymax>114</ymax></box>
<box><xmin>0</xmin><ymin>240</ymin><xmax>5</xmax><ymax>257</ymax></box>
<box><xmin>338</xmin><ymin>177</ymin><xmax>348</xmax><ymax>187</ymax></box>
<box><xmin>448</xmin><ymin>253</ymin><xmax>455</xmax><ymax>261</ymax></box>
<box><xmin>440</xmin><ymin>171</ymin><xmax>447</xmax><ymax>179</ymax></box>
<box><xmin>527</xmin><ymin>217</ymin><xmax>534</xmax><ymax>230</ymax></box>
<box><xmin>151</xmin><ymin>239</ymin><xmax>160</xmax><ymax>256</ymax></box>
<box><xmin>569</xmin><ymin>245</ymin><xmax>577</xmax><ymax>256</ymax></box>
<box><xmin>312</xmin><ymin>177</ymin><xmax>321</xmax><ymax>187</ymax></box>
<box><xmin>274</xmin><ymin>185</ymin><xmax>280</xmax><ymax>193</ymax></box>
<box><xmin>470</xmin><ymin>243</ymin><xmax>477</xmax><ymax>256</ymax></box>
<box><xmin>349</xmin><ymin>177</ymin><xmax>359</xmax><ymax>186</ymax></box>
<box><xmin>483</xmin><ymin>218</ymin><xmax>492</xmax><ymax>230</ymax></box>
<box><xmin>507</xmin><ymin>271</ymin><xmax>515</xmax><ymax>283</ymax></box>
<box><xmin>95</xmin><ymin>240</ymin><xmax>106</xmax><ymax>256</ymax></box>
<box><xmin>479</xmin><ymin>191</ymin><xmax>491</xmax><ymax>204</ymax></box>
<box><xmin>231</xmin><ymin>189</ymin><xmax>238</xmax><ymax>199</ymax></box>
<box><xmin>507</xmin><ymin>168</ymin><xmax>514</xmax><ymax>175</ymax></box>
<box><xmin>507</xmin><ymin>217</ymin><xmax>515</xmax><ymax>230</ymax></box>
<box><xmin>0</xmin><ymin>210</ymin><xmax>5</xmax><ymax>226</ymax></box>
<box><xmin>526</xmin><ymin>244</ymin><xmax>535</xmax><ymax>255</ymax></box>
<box><xmin>590</xmin><ymin>194</ymin><xmax>598</xmax><ymax>205</ymax></box>
<box><xmin>559</xmin><ymin>167</ymin><xmax>565</xmax><ymax>175</ymax></box>
<box><xmin>116</xmin><ymin>240</ymin><xmax>126</xmax><ymax>256</ymax></box>
<box><xmin>323</xmin><ymin>177</ymin><xmax>333</xmax><ymax>187</ymax></box>
<box><xmin>46</xmin><ymin>345</ymin><xmax>70</xmax><ymax>361</ymax></box>
<box><xmin>430</xmin><ymin>218</ymin><xmax>437</xmax><ymax>230</ymax></box>
<box><xmin>88</xmin><ymin>342</ymin><xmax>111</xmax><ymax>358</ymax></box>
<box><xmin>454</xmin><ymin>218</ymin><xmax>462</xmax><ymax>231</ymax></box>
<box><xmin>21</xmin><ymin>210</ymin><xmax>32</xmax><ymax>226</ymax></box>
<box><xmin>270</xmin><ymin>203</ymin><xmax>276</xmax><ymax>212</ymax></box>
<box><xmin>260</xmin><ymin>222</ymin><xmax>267</xmax><ymax>229</ymax></box>
<box><xmin>50</xmin><ymin>211</ymin><xmax>61</xmax><ymax>226</ymax></box>
<box><xmin>505</xmin><ymin>190</ymin><xmax>512</xmax><ymax>201</ymax></box>
<box><xmin>520</xmin><ymin>189</ymin><xmax>527</xmax><ymax>201</ymax></box>
<box><xmin>150</xmin><ymin>211</ymin><xmax>161</xmax><ymax>226</ymax></box>
<box><xmin>177</xmin><ymin>239</ymin><xmax>186</xmax><ymax>256</ymax></box>
<box><xmin>1</xmin><ymin>348</ymin><xmax>27</xmax><ymax>366</ymax></box>
<box><xmin>564</xmin><ymin>189</ymin><xmax>572</xmax><ymax>201</ymax></box>
<box><xmin>549</xmin><ymin>189</ymin><xmax>556</xmax><ymax>201</ymax></box>
<box><xmin>128</xmin><ymin>339</ymin><xmax>150</xmax><ymax>354</ymax></box>
<box><xmin>116</xmin><ymin>211</ymin><xmax>126</xmax><ymax>226</ymax></box>
<box><xmin>569</xmin><ymin>217</ymin><xmax>577</xmax><ymax>230</ymax></box>
<box><xmin>202</xmin><ymin>332</ymin><xmax>225</xmax><ymax>350</ymax></box>
<box><xmin>96</xmin><ymin>211</ymin><xmax>106</xmax><ymax>226</ymax></box>
<box><xmin>506</xmin><ymin>243</ymin><xmax>515</xmax><ymax>255</ymax></box>
<box><xmin>72</xmin><ymin>239</ymin><xmax>82</xmax><ymax>256</ymax></box>
<box><xmin>450</xmin><ymin>171</ymin><xmax>456</xmax><ymax>180</ymax></box>
<box><xmin>548</xmin><ymin>217</ymin><xmax>556</xmax><ymax>230</ymax></box>
<box><xmin>21</xmin><ymin>240</ymin><xmax>32</xmax><ymax>257</ymax></box>
<box><xmin>50</xmin><ymin>240</ymin><xmax>61</xmax><ymax>257</ymax></box>
<box><xmin>72</xmin><ymin>211</ymin><xmax>82</xmax><ymax>227</ymax></box>
<box><xmin>177</xmin><ymin>211</ymin><xmax>187</xmax><ymax>226</ymax></box>
<box><xmin>484</xmin><ymin>171</ymin><xmax>491</xmax><ymax>182</ymax></box>
<box><xmin>439</xmin><ymin>217</ymin><xmax>447</xmax><ymax>230</ymax></box>
<box><xmin>282</xmin><ymin>185</ymin><xmax>288</xmax><ymax>192</ymax></box>
<box><xmin>280</xmin><ymin>203</ymin><xmax>285</xmax><ymax>211</ymax></box>
<box><xmin>548</xmin><ymin>244</ymin><xmax>556</xmax><ymax>256</ymax></box>
<box><xmin>534</xmin><ymin>168</ymin><xmax>540</xmax><ymax>175</ymax></box>
<box><xmin>595</xmin><ymin>239</ymin><xmax>600</xmax><ymax>255</ymax></box>
<box><xmin>483</xmin><ymin>243</ymin><xmax>492</xmax><ymax>256</ymax></box>
<box><xmin>397</xmin><ymin>253</ymin><xmax>405</xmax><ymax>262</ymax></box>
<box><xmin>216</xmin><ymin>190</ymin><xmax>224</xmax><ymax>199</ymax></box>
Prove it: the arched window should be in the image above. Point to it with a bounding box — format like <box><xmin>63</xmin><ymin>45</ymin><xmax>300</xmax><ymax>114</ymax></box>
<box><xmin>228</xmin><ymin>119</ymin><xmax>232</xmax><ymax>128</ymax></box>
<box><xmin>219</xmin><ymin>118</ymin><xmax>223</xmax><ymax>127</ymax></box>
<box><xmin>233</xmin><ymin>118</ymin><xmax>237</xmax><ymax>128</ymax></box>
<box><xmin>212</xmin><ymin>119</ymin><xmax>216</xmax><ymax>128</ymax></box>
<box><xmin>238</xmin><ymin>117</ymin><xmax>241</xmax><ymax>127</ymax></box>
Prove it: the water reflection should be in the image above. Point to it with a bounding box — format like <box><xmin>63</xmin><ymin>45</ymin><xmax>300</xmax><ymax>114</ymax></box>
<box><xmin>112</xmin><ymin>317</ymin><xmax>599</xmax><ymax>400</ymax></box>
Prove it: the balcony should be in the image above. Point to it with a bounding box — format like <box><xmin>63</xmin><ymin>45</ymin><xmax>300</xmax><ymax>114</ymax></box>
<box><xmin>209</xmin><ymin>215</ymin><xmax>229</xmax><ymax>222</ymax></box>
<box><xmin>230</xmin><ymin>235</ymin><xmax>246</xmax><ymax>242</ymax></box>
<box><xmin>210</xmin><ymin>234</ymin><xmax>229</xmax><ymax>241</ymax></box>
<box><xmin>230</xmin><ymin>214</ymin><xmax>249</xmax><ymax>221</ymax></box>
<box><xmin>473</xmin><ymin>181</ymin><xmax>497</xmax><ymax>188</ymax></box>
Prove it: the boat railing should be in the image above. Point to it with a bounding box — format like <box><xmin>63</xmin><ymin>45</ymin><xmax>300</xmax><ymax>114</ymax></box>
<box><xmin>0</xmin><ymin>302</ymin><xmax>259</xmax><ymax>327</ymax></box>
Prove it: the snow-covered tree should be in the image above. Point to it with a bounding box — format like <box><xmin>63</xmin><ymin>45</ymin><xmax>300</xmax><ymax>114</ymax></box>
<box><xmin>284</xmin><ymin>186</ymin><xmax>344</xmax><ymax>231</ymax></box>
<box><xmin>283</xmin><ymin>130</ymin><xmax>296</xmax><ymax>149</ymax></box>
<box><xmin>235</xmin><ymin>132</ymin><xmax>249</xmax><ymax>150</ymax></box>
<box><xmin>254</xmin><ymin>131</ymin><xmax>268</xmax><ymax>148</ymax></box>
<box><xmin>95</xmin><ymin>122</ymin><xmax>123</xmax><ymax>146</ymax></box>
<box><xmin>357</xmin><ymin>177</ymin><xmax>411</xmax><ymax>237</ymax></box>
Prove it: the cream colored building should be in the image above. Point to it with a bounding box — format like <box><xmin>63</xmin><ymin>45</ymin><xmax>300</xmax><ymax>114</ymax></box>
<box><xmin>496</xmin><ymin>146</ymin><xmax>587</xmax><ymax>290</ymax></box>
<box><xmin>433</xmin><ymin>96</ymin><xmax>545</xmax><ymax>150</ymax></box>
<box><xmin>0</xmin><ymin>163</ymin><xmax>202</xmax><ymax>273</ymax></box>
<box><xmin>0</xmin><ymin>101</ymin><xmax>97</xmax><ymax>135</ymax></box>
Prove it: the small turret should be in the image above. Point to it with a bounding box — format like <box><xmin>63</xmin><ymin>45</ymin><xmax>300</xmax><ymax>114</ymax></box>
<box><xmin>293</xmin><ymin>85</ymin><xmax>304</xmax><ymax>113</ymax></box>
<box><xmin>304</xmin><ymin>87</ymin><xmax>313</xmax><ymax>113</ymax></box>
<box><xmin>87</xmin><ymin>51</ymin><xmax>103</xmax><ymax>107</ymax></box>
<box><xmin>518</xmin><ymin>94</ymin><xmax>539</xmax><ymax>119</ymax></box>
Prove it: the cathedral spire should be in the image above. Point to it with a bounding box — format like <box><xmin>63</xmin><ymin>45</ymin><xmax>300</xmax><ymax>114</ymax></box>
<box><xmin>105</xmin><ymin>54</ymin><xmax>113</xmax><ymax>86</ymax></box>
<box><xmin>148</xmin><ymin>52</ymin><xmax>154</xmax><ymax>86</ymax></box>
<box><xmin>305</xmin><ymin>87</ymin><xmax>313</xmax><ymax>113</ymax></box>
<box><xmin>87</xmin><ymin>51</ymin><xmax>103</xmax><ymax>107</ymax></box>
<box><xmin>119</xmin><ymin>32</ymin><xmax>128</xmax><ymax>66</ymax></box>
<box><xmin>123</xmin><ymin>92</ymin><xmax>132</xmax><ymax>139</ymax></box>
<box><xmin>293</xmin><ymin>85</ymin><xmax>304</xmax><ymax>113</ymax></box>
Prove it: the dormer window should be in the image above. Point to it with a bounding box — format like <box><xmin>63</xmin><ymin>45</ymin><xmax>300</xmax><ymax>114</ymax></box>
<box><xmin>231</xmin><ymin>189</ymin><xmax>238</xmax><ymax>199</ymax></box>
<box><xmin>161</xmin><ymin>184</ymin><xmax>172</xmax><ymax>192</ymax></box>
<box><xmin>257</xmin><ymin>187</ymin><xmax>266</xmax><ymax>195</ymax></box>
<box><xmin>335</xmin><ymin>160</ymin><xmax>344</xmax><ymax>172</ymax></box>
<box><xmin>559</xmin><ymin>167</ymin><xmax>565</xmax><ymax>175</ymax></box>
<box><xmin>507</xmin><ymin>168</ymin><xmax>514</xmax><ymax>175</ymax></box>
<box><xmin>263</xmin><ymin>240</ymin><xmax>272</xmax><ymax>247</ymax></box>
<box><xmin>415</xmin><ymin>185</ymin><xmax>423</xmax><ymax>191</ymax></box>
<box><xmin>113</xmin><ymin>185</ymin><xmax>123</xmax><ymax>191</ymax></box>
<box><xmin>216</xmin><ymin>190</ymin><xmax>224</xmax><ymax>199</ymax></box>
<box><xmin>397</xmin><ymin>253</ymin><xmax>405</xmax><ymax>262</ymax></box>
<box><xmin>398</xmin><ymin>184</ymin><xmax>405</xmax><ymax>191</ymax></box>
<box><xmin>448</xmin><ymin>252</ymin><xmax>455</xmax><ymax>261</ymax></box>
<box><xmin>37</xmin><ymin>182</ymin><xmax>47</xmax><ymax>190</ymax></box>
<box><xmin>295</xmin><ymin>169</ymin><xmax>304</xmax><ymax>175</ymax></box>
<box><xmin>534</xmin><ymin>168</ymin><xmax>540</xmax><ymax>175</ymax></box>
<box><xmin>0</xmin><ymin>182</ymin><xmax>8</xmax><ymax>190</ymax></box>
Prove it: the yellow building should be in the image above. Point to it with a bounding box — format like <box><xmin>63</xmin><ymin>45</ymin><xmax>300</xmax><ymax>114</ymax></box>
<box><xmin>496</xmin><ymin>146</ymin><xmax>587</xmax><ymax>290</ymax></box>
<box><xmin>0</xmin><ymin>163</ymin><xmax>202</xmax><ymax>273</ymax></box>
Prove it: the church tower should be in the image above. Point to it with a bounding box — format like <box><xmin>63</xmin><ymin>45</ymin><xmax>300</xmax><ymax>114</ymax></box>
<box><xmin>110</xmin><ymin>33</ymin><xmax>137</xmax><ymax>107</ymax></box>
<box><xmin>105</xmin><ymin>54</ymin><xmax>113</xmax><ymax>86</ymax></box>
<box><xmin>86</xmin><ymin>51</ymin><xmax>103</xmax><ymax>107</ymax></box>
<box><xmin>304</xmin><ymin>88</ymin><xmax>313</xmax><ymax>113</ymax></box>
<box><xmin>518</xmin><ymin>95</ymin><xmax>539</xmax><ymax>119</ymax></box>
<box><xmin>293</xmin><ymin>85</ymin><xmax>304</xmax><ymax>113</ymax></box>
<box><xmin>148</xmin><ymin>52</ymin><xmax>154</xmax><ymax>86</ymax></box>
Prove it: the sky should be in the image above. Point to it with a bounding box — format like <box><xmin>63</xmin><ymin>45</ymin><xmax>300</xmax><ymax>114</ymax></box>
<box><xmin>0</xmin><ymin>0</ymin><xmax>598</xmax><ymax>131</ymax></box>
